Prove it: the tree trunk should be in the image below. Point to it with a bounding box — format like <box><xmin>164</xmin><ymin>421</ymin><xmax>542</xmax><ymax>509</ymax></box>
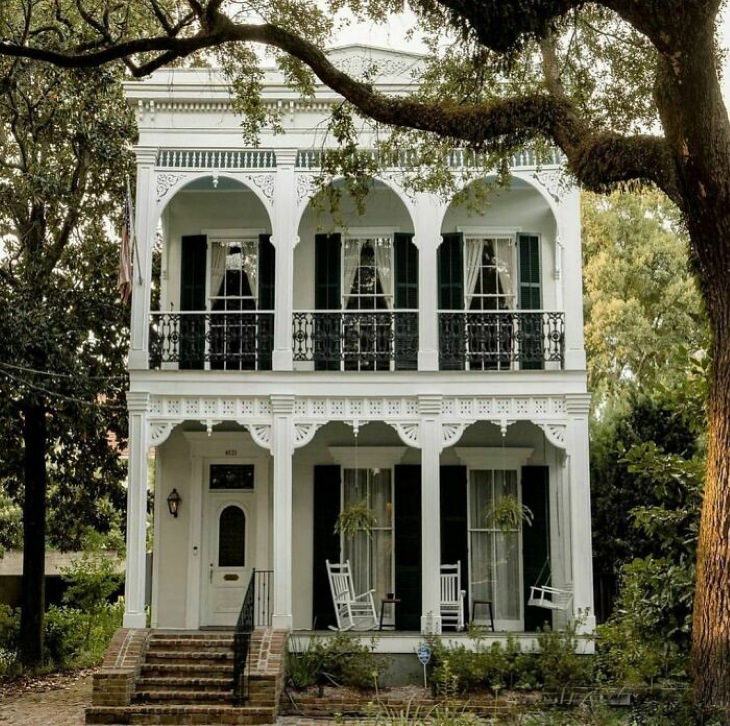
<box><xmin>18</xmin><ymin>402</ymin><xmax>47</xmax><ymax>668</ymax></box>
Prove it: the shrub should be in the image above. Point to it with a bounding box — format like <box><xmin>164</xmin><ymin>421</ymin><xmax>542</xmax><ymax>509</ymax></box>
<box><xmin>286</xmin><ymin>632</ymin><xmax>383</xmax><ymax>690</ymax></box>
<box><xmin>534</xmin><ymin>625</ymin><xmax>593</xmax><ymax>693</ymax></box>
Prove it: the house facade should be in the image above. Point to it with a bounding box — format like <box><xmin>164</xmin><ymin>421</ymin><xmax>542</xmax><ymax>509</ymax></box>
<box><xmin>121</xmin><ymin>45</ymin><xmax>594</xmax><ymax>643</ymax></box>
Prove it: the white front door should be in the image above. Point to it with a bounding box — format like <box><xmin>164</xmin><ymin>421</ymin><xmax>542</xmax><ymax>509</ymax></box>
<box><xmin>202</xmin><ymin>464</ymin><xmax>257</xmax><ymax>626</ymax></box>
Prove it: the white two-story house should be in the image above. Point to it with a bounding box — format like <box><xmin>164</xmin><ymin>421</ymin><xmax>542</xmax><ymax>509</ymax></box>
<box><xmin>121</xmin><ymin>45</ymin><xmax>594</xmax><ymax>645</ymax></box>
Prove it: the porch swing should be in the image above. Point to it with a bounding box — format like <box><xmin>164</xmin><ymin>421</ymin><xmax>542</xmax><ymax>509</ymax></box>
<box><xmin>525</xmin><ymin>428</ymin><xmax>573</xmax><ymax>612</ymax></box>
<box><xmin>527</xmin><ymin>558</ymin><xmax>573</xmax><ymax>611</ymax></box>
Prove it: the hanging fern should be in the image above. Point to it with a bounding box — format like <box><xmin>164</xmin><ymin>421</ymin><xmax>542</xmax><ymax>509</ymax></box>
<box><xmin>485</xmin><ymin>495</ymin><xmax>534</xmax><ymax>531</ymax></box>
<box><xmin>334</xmin><ymin>501</ymin><xmax>377</xmax><ymax>540</ymax></box>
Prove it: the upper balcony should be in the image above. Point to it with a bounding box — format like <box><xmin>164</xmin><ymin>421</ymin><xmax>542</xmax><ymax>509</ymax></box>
<box><xmin>132</xmin><ymin>147</ymin><xmax>582</xmax><ymax>375</ymax></box>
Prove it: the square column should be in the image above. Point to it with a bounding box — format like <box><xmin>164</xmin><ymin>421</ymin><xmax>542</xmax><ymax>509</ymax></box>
<box><xmin>565</xmin><ymin>394</ymin><xmax>596</xmax><ymax>635</ymax></box>
<box><xmin>128</xmin><ymin>147</ymin><xmax>157</xmax><ymax>371</ymax></box>
<box><xmin>413</xmin><ymin>194</ymin><xmax>448</xmax><ymax>371</ymax></box>
<box><xmin>123</xmin><ymin>392</ymin><xmax>150</xmax><ymax>628</ymax></box>
<box><xmin>271</xmin><ymin>150</ymin><xmax>298</xmax><ymax>371</ymax></box>
<box><xmin>419</xmin><ymin>395</ymin><xmax>443</xmax><ymax>633</ymax></box>
<box><xmin>271</xmin><ymin>395</ymin><xmax>295</xmax><ymax>629</ymax></box>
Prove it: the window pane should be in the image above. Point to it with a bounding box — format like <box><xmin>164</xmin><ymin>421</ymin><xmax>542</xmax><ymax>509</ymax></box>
<box><xmin>495</xmin><ymin>532</ymin><xmax>520</xmax><ymax>619</ymax></box>
<box><xmin>470</xmin><ymin>530</ymin><xmax>494</xmax><ymax>602</ymax></box>
<box><xmin>210</xmin><ymin>464</ymin><xmax>254</xmax><ymax>490</ymax></box>
<box><xmin>218</xmin><ymin>506</ymin><xmax>245</xmax><ymax>567</ymax></box>
<box><xmin>469</xmin><ymin>469</ymin><xmax>492</xmax><ymax>528</ymax></box>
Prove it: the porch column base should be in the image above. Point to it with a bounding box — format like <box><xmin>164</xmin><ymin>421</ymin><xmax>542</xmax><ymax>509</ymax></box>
<box><xmin>420</xmin><ymin>614</ymin><xmax>442</xmax><ymax>635</ymax></box>
<box><xmin>122</xmin><ymin>612</ymin><xmax>147</xmax><ymax>629</ymax></box>
<box><xmin>271</xmin><ymin>614</ymin><xmax>293</xmax><ymax>630</ymax></box>
<box><xmin>272</xmin><ymin>348</ymin><xmax>293</xmax><ymax>371</ymax></box>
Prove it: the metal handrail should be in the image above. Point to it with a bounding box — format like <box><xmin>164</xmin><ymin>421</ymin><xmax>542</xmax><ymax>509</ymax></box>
<box><xmin>233</xmin><ymin>569</ymin><xmax>256</xmax><ymax>705</ymax></box>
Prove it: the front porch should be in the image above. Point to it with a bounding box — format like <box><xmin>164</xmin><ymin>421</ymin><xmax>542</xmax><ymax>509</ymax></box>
<box><xmin>122</xmin><ymin>390</ymin><xmax>594</xmax><ymax>644</ymax></box>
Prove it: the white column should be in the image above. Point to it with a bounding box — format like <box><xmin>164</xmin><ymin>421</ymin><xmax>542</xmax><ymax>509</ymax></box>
<box><xmin>270</xmin><ymin>394</ymin><xmax>295</xmax><ymax>629</ymax></box>
<box><xmin>413</xmin><ymin>194</ymin><xmax>447</xmax><ymax>371</ymax></box>
<box><xmin>559</xmin><ymin>185</ymin><xmax>586</xmax><ymax>371</ymax></box>
<box><xmin>271</xmin><ymin>150</ymin><xmax>297</xmax><ymax>371</ymax></box>
<box><xmin>419</xmin><ymin>394</ymin><xmax>442</xmax><ymax>633</ymax></box>
<box><xmin>128</xmin><ymin>147</ymin><xmax>158</xmax><ymax>371</ymax></box>
<box><xmin>565</xmin><ymin>394</ymin><xmax>596</xmax><ymax>636</ymax></box>
<box><xmin>123</xmin><ymin>392</ymin><xmax>150</xmax><ymax>628</ymax></box>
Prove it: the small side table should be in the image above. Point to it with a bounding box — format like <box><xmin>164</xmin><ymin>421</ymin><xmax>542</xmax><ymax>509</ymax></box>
<box><xmin>471</xmin><ymin>599</ymin><xmax>495</xmax><ymax>631</ymax></box>
<box><xmin>379</xmin><ymin>597</ymin><xmax>401</xmax><ymax>630</ymax></box>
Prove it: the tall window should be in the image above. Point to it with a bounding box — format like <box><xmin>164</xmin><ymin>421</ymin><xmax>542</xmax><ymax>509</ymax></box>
<box><xmin>465</xmin><ymin>237</ymin><xmax>515</xmax><ymax>310</ymax></box>
<box><xmin>342</xmin><ymin>237</ymin><xmax>393</xmax><ymax>370</ymax></box>
<box><xmin>209</xmin><ymin>239</ymin><xmax>258</xmax><ymax>370</ymax></box>
<box><xmin>468</xmin><ymin>470</ymin><xmax>522</xmax><ymax>627</ymax></box>
<box><xmin>342</xmin><ymin>468</ymin><xmax>394</xmax><ymax>602</ymax></box>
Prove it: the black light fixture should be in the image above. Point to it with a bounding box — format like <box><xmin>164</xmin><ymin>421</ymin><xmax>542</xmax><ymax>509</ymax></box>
<box><xmin>167</xmin><ymin>488</ymin><xmax>182</xmax><ymax>518</ymax></box>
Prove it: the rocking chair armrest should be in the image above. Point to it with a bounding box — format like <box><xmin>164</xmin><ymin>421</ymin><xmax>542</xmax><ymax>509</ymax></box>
<box><xmin>458</xmin><ymin>589</ymin><xmax>466</xmax><ymax>599</ymax></box>
<box><xmin>352</xmin><ymin>589</ymin><xmax>376</xmax><ymax>602</ymax></box>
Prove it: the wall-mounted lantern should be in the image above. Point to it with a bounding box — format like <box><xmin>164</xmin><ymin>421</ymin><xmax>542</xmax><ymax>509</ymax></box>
<box><xmin>167</xmin><ymin>488</ymin><xmax>182</xmax><ymax>518</ymax></box>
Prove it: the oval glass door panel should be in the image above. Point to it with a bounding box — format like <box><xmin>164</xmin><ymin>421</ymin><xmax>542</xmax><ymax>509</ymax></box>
<box><xmin>219</xmin><ymin>505</ymin><xmax>246</xmax><ymax>567</ymax></box>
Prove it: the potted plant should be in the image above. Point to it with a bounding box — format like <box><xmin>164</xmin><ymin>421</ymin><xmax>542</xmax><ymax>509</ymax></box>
<box><xmin>334</xmin><ymin>500</ymin><xmax>377</xmax><ymax>540</ymax></box>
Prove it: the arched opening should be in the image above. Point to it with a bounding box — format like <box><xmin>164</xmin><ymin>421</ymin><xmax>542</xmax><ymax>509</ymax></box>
<box><xmin>218</xmin><ymin>505</ymin><xmax>246</xmax><ymax>568</ymax></box>
<box><xmin>438</xmin><ymin>176</ymin><xmax>562</xmax><ymax>371</ymax></box>
<box><xmin>151</xmin><ymin>175</ymin><xmax>274</xmax><ymax>370</ymax></box>
<box><xmin>294</xmin><ymin>179</ymin><xmax>418</xmax><ymax>371</ymax></box>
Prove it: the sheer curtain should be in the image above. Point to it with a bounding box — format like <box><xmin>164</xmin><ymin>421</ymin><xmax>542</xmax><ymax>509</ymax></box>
<box><xmin>240</xmin><ymin>239</ymin><xmax>258</xmax><ymax>305</ymax></box>
<box><xmin>374</xmin><ymin>238</ymin><xmax>393</xmax><ymax>309</ymax></box>
<box><xmin>209</xmin><ymin>241</ymin><xmax>228</xmax><ymax>304</ymax></box>
<box><xmin>343</xmin><ymin>469</ymin><xmax>370</xmax><ymax>594</ymax></box>
<box><xmin>494</xmin><ymin>240</ymin><xmax>514</xmax><ymax>309</ymax></box>
<box><xmin>464</xmin><ymin>239</ymin><xmax>484</xmax><ymax>309</ymax></box>
<box><xmin>493</xmin><ymin>470</ymin><xmax>520</xmax><ymax>620</ymax></box>
<box><xmin>343</xmin><ymin>239</ymin><xmax>364</xmax><ymax>304</ymax></box>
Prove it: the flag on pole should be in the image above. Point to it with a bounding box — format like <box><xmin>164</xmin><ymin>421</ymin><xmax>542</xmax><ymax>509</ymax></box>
<box><xmin>118</xmin><ymin>178</ymin><xmax>134</xmax><ymax>304</ymax></box>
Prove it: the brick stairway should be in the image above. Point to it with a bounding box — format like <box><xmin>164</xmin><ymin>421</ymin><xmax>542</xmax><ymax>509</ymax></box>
<box><xmin>86</xmin><ymin>628</ymin><xmax>286</xmax><ymax>725</ymax></box>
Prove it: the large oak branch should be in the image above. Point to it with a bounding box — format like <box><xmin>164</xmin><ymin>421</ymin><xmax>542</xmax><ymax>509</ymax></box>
<box><xmin>0</xmin><ymin>16</ymin><xmax>677</xmax><ymax>198</ymax></box>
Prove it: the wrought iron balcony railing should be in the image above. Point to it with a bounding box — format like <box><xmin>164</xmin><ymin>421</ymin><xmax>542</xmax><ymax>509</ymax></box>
<box><xmin>292</xmin><ymin>310</ymin><xmax>419</xmax><ymax>371</ymax></box>
<box><xmin>438</xmin><ymin>310</ymin><xmax>565</xmax><ymax>371</ymax></box>
<box><xmin>149</xmin><ymin>311</ymin><xmax>274</xmax><ymax>370</ymax></box>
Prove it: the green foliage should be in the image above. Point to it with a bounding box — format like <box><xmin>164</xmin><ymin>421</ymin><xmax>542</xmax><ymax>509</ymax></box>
<box><xmin>484</xmin><ymin>494</ymin><xmax>534</xmax><ymax>531</ymax></box>
<box><xmin>582</xmin><ymin>190</ymin><xmax>707</xmax><ymax>407</ymax></box>
<box><xmin>286</xmin><ymin>633</ymin><xmax>383</xmax><ymax>690</ymax></box>
<box><xmin>429</xmin><ymin>628</ymin><xmax>590</xmax><ymax>695</ymax></box>
<box><xmin>334</xmin><ymin>500</ymin><xmax>377</xmax><ymax>540</ymax></box>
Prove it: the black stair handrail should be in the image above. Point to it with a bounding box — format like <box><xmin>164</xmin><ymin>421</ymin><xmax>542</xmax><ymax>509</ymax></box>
<box><xmin>233</xmin><ymin>569</ymin><xmax>256</xmax><ymax>705</ymax></box>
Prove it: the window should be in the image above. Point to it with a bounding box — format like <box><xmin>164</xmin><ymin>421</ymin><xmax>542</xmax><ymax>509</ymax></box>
<box><xmin>218</xmin><ymin>505</ymin><xmax>246</xmax><ymax>567</ymax></box>
<box><xmin>341</xmin><ymin>468</ymin><xmax>394</xmax><ymax>603</ymax></box>
<box><xmin>210</xmin><ymin>464</ymin><xmax>254</xmax><ymax>490</ymax></box>
<box><xmin>342</xmin><ymin>237</ymin><xmax>393</xmax><ymax>370</ymax></box>
<box><xmin>468</xmin><ymin>470</ymin><xmax>522</xmax><ymax>627</ymax></box>
<box><xmin>465</xmin><ymin>237</ymin><xmax>515</xmax><ymax>311</ymax></box>
<box><xmin>209</xmin><ymin>239</ymin><xmax>258</xmax><ymax>370</ymax></box>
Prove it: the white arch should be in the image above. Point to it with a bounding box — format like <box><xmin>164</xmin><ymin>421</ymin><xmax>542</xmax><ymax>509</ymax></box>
<box><xmin>437</xmin><ymin>171</ymin><xmax>561</xmax><ymax>236</ymax></box>
<box><xmin>294</xmin><ymin>173</ymin><xmax>417</xmax><ymax>235</ymax></box>
<box><xmin>153</xmin><ymin>170</ymin><xmax>275</xmax><ymax>233</ymax></box>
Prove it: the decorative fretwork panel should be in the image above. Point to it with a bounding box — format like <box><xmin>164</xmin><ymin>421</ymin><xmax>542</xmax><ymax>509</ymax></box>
<box><xmin>438</xmin><ymin>311</ymin><xmax>565</xmax><ymax>371</ymax></box>
<box><xmin>292</xmin><ymin>311</ymin><xmax>418</xmax><ymax>370</ymax></box>
<box><xmin>149</xmin><ymin>312</ymin><xmax>274</xmax><ymax>370</ymax></box>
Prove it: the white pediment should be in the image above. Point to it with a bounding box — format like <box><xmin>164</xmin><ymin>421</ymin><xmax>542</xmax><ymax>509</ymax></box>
<box><xmin>326</xmin><ymin>44</ymin><xmax>426</xmax><ymax>80</ymax></box>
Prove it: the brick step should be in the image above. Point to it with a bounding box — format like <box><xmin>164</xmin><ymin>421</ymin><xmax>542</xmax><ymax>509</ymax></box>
<box><xmin>144</xmin><ymin>651</ymin><xmax>234</xmax><ymax>666</ymax></box>
<box><xmin>147</xmin><ymin>638</ymin><xmax>234</xmax><ymax>651</ymax></box>
<box><xmin>86</xmin><ymin>705</ymin><xmax>275</xmax><ymax>725</ymax></box>
<box><xmin>137</xmin><ymin>676</ymin><xmax>233</xmax><ymax>691</ymax></box>
<box><xmin>140</xmin><ymin>663</ymin><xmax>234</xmax><ymax>678</ymax></box>
<box><xmin>134</xmin><ymin>689</ymin><xmax>233</xmax><ymax>704</ymax></box>
<box><xmin>149</xmin><ymin>631</ymin><xmax>234</xmax><ymax>639</ymax></box>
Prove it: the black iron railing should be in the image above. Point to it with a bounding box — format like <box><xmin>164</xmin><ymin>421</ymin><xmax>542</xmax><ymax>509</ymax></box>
<box><xmin>254</xmin><ymin>569</ymin><xmax>273</xmax><ymax>627</ymax></box>
<box><xmin>233</xmin><ymin>569</ymin><xmax>257</xmax><ymax>705</ymax></box>
<box><xmin>438</xmin><ymin>311</ymin><xmax>565</xmax><ymax>370</ymax></box>
<box><xmin>292</xmin><ymin>310</ymin><xmax>418</xmax><ymax>370</ymax></box>
<box><xmin>149</xmin><ymin>311</ymin><xmax>273</xmax><ymax>370</ymax></box>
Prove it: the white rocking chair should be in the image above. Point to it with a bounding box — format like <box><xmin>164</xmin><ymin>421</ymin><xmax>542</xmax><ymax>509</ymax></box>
<box><xmin>440</xmin><ymin>561</ymin><xmax>466</xmax><ymax>631</ymax></box>
<box><xmin>325</xmin><ymin>560</ymin><xmax>378</xmax><ymax>631</ymax></box>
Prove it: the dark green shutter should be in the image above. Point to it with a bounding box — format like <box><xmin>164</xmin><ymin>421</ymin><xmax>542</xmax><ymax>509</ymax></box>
<box><xmin>258</xmin><ymin>235</ymin><xmax>275</xmax><ymax>370</ymax></box>
<box><xmin>179</xmin><ymin>235</ymin><xmax>207</xmax><ymax>369</ymax></box>
<box><xmin>522</xmin><ymin>465</ymin><xmax>551</xmax><ymax>631</ymax></box>
<box><xmin>440</xmin><ymin>466</ymin><xmax>469</xmax><ymax>622</ymax></box>
<box><xmin>438</xmin><ymin>233</ymin><xmax>465</xmax><ymax>369</ymax></box>
<box><xmin>394</xmin><ymin>465</ymin><xmax>421</xmax><ymax>630</ymax></box>
<box><xmin>314</xmin><ymin>233</ymin><xmax>341</xmax><ymax>370</ymax></box>
<box><xmin>394</xmin><ymin>233</ymin><xmax>418</xmax><ymax>370</ymax></box>
<box><xmin>312</xmin><ymin>465</ymin><xmax>341</xmax><ymax>630</ymax></box>
<box><xmin>518</xmin><ymin>234</ymin><xmax>543</xmax><ymax>370</ymax></box>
